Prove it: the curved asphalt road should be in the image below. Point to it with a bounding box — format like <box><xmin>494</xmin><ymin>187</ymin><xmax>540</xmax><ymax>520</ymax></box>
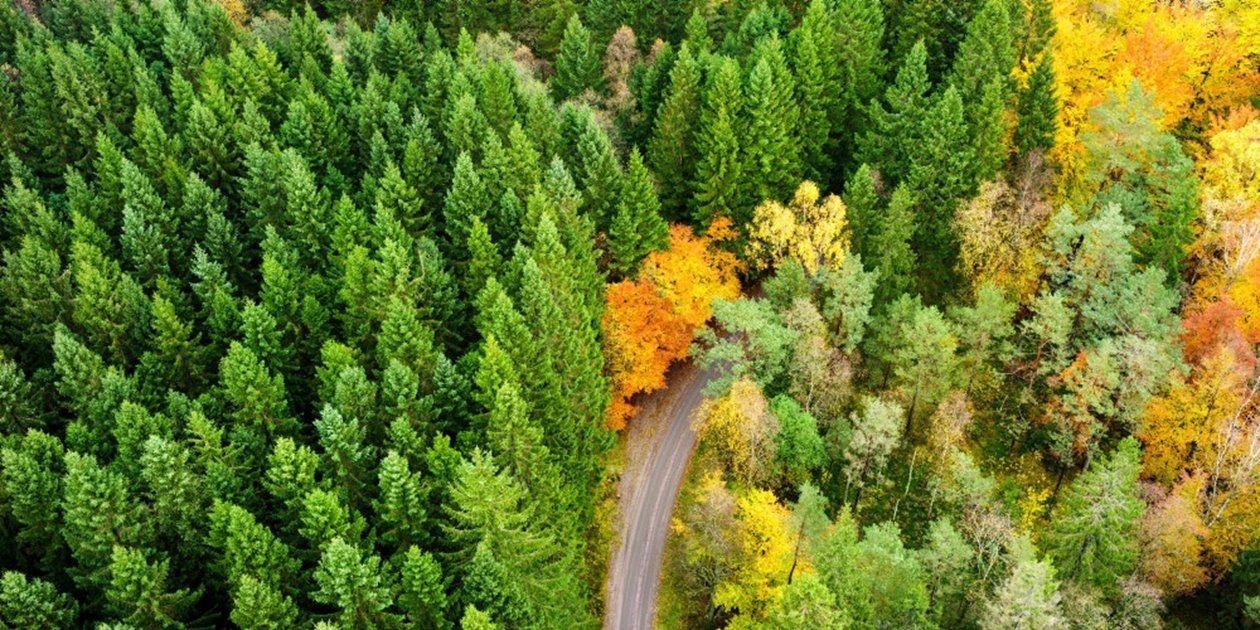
<box><xmin>605</xmin><ymin>362</ymin><xmax>713</xmax><ymax>630</ymax></box>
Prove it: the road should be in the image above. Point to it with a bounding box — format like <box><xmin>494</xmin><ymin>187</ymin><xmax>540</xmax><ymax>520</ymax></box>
<box><xmin>605</xmin><ymin>361</ymin><xmax>713</xmax><ymax>630</ymax></box>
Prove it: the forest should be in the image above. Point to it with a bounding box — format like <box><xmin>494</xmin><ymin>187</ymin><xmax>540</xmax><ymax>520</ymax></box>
<box><xmin>0</xmin><ymin>0</ymin><xmax>1256</xmax><ymax>627</ymax></box>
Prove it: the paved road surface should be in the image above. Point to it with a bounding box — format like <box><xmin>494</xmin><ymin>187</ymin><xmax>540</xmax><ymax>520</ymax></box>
<box><xmin>605</xmin><ymin>362</ymin><xmax>713</xmax><ymax>630</ymax></box>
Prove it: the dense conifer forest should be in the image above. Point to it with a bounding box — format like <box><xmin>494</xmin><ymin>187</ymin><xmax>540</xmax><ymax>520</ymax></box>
<box><xmin>0</xmin><ymin>0</ymin><xmax>1256</xmax><ymax>627</ymax></box>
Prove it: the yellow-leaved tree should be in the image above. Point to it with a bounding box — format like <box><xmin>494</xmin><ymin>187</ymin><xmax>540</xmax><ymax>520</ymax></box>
<box><xmin>694</xmin><ymin>378</ymin><xmax>779</xmax><ymax>487</ymax></box>
<box><xmin>716</xmin><ymin>489</ymin><xmax>795</xmax><ymax>627</ymax></box>
<box><xmin>746</xmin><ymin>181</ymin><xmax>849</xmax><ymax>275</ymax></box>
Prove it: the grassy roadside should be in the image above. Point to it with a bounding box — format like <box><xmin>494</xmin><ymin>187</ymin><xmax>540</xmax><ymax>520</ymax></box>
<box><xmin>655</xmin><ymin>443</ymin><xmax>720</xmax><ymax>628</ymax></box>
<box><xmin>587</xmin><ymin>437</ymin><xmax>627</xmax><ymax>618</ymax></box>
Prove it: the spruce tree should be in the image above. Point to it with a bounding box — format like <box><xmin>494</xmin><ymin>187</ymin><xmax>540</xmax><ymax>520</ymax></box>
<box><xmin>691</xmin><ymin>56</ymin><xmax>746</xmax><ymax>226</ymax></box>
<box><xmin>1014</xmin><ymin>51</ymin><xmax>1059</xmax><ymax>157</ymax></box>
<box><xmin>789</xmin><ymin>0</ymin><xmax>842</xmax><ymax>185</ymax></box>
<box><xmin>552</xmin><ymin>15</ymin><xmax>601</xmax><ymax>101</ymax></box>
<box><xmin>573</xmin><ymin>111</ymin><xmax>623</xmax><ymax>230</ymax></box>
<box><xmin>1046</xmin><ymin>437</ymin><xmax>1146</xmax><ymax>597</ymax></box>
<box><xmin>842</xmin><ymin>164</ymin><xmax>879</xmax><ymax>259</ymax></box>
<box><xmin>906</xmin><ymin>86</ymin><xmax>973</xmax><ymax>291</ymax></box>
<box><xmin>858</xmin><ymin>40</ymin><xmax>931</xmax><ymax>186</ymax></box>
<box><xmin>0</xmin><ymin>572</ymin><xmax>79</xmax><ymax>628</ymax></box>
<box><xmin>869</xmin><ymin>185</ymin><xmax>917</xmax><ymax>305</ymax></box>
<box><xmin>311</xmin><ymin>538</ymin><xmax>401</xmax><ymax>628</ymax></box>
<box><xmin>647</xmin><ymin>45</ymin><xmax>701</xmax><ymax>219</ymax></box>
<box><xmin>443</xmin><ymin>152</ymin><xmax>489</xmax><ymax>258</ymax></box>
<box><xmin>608</xmin><ymin>148</ymin><xmax>667</xmax><ymax>278</ymax></box>
<box><xmin>743</xmin><ymin>36</ymin><xmax>801</xmax><ymax>205</ymax></box>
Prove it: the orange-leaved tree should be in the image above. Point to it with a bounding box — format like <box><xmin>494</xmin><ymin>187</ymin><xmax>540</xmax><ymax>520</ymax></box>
<box><xmin>602</xmin><ymin>219</ymin><xmax>741</xmax><ymax>429</ymax></box>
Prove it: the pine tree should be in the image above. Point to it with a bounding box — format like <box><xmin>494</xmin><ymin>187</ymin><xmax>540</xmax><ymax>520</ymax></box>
<box><xmin>552</xmin><ymin>15</ymin><xmax>602</xmax><ymax>101</ymax></box>
<box><xmin>789</xmin><ymin>0</ymin><xmax>842</xmax><ymax>185</ymax></box>
<box><xmin>647</xmin><ymin>45</ymin><xmax>701</xmax><ymax>219</ymax></box>
<box><xmin>443</xmin><ymin>152</ymin><xmax>489</xmax><ymax>258</ymax></box>
<box><xmin>858</xmin><ymin>40</ymin><xmax>931</xmax><ymax>186</ymax></box>
<box><xmin>1046</xmin><ymin>437</ymin><xmax>1146</xmax><ymax>596</ymax></box>
<box><xmin>691</xmin><ymin>56</ymin><xmax>747</xmax><ymax>225</ymax></box>
<box><xmin>312</xmin><ymin>538</ymin><xmax>401</xmax><ymax>629</ymax></box>
<box><xmin>743</xmin><ymin>36</ymin><xmax>801</xmax><ymax>205</ymax></box>
<box><xmin>0</xmin><ymin>572</ymin><xmax>79</xmax><ymax>628</ymax></box>
<box><xmin>608</xmin><ymin>148</ymin><xmax>666</xmax><ymax>277</ymax></box>
<box><xmin>1014</xmin><ymin>51</ymin><xmax>1059</xmax><ymax>157</ymax></box>
<box><xmin>573</xmin><ymin>111</ymin><xmax>623</xmax><ymax>230</ymax></box>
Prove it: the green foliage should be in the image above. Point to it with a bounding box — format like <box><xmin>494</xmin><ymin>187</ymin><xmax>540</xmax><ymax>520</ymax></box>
<box><xmin>743</xmin><ymin>36</ymin><xmax>800</xmax><ymax>205</ymax></box>
<box><xmin>1046</xmin><ymin>438</ymin><xmax>1146</xmax><ymax>596</ymax></box>
<box><xmin>0</xmin><ymin>2</ymin><xmax>1220</xmax><ymax>626</ymax></box>
<box><xmin>312</xmin><ymin>538</ymin><xmax>401</xmax><ymax>629</ymax></box>
<box><xmin>552</xmin><ymin>15</ymin><xmax>602</xmax><ymax>101</ymax></box>
<box><xmin>0</xmin><ymin>571</ymin><xmax>79</xmax><ymax>628</ymax></box>
<box><xmin>608</xmin><ymin>148</ymin><xmax>667</xmax><ymax>277</ymax></box>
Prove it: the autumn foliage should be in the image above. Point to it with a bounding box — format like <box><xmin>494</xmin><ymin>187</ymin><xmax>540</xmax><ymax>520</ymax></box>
<box><xmin>603</xmin><ymin>220</ymin><xmax>741</xmax><ymax>429</ymax></box>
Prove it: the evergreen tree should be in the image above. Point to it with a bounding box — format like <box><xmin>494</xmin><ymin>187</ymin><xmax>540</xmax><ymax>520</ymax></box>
<box><xmin>647</xmin><ymin>45</ymin><xmax>701</xmax><ymax>219</ymax></box>
<box><xmin>573</xmin><ymin>111</ymin><xmax>623</xmax><ymax>230</ymax></box>
<box><xmin>842</xmin><ymin>164</ymin><xmax>879</xmax><ymax>259</ymax></box>
<box><xmin>443</xmin><ymin>152</ymin><xmax>490</xmax><ymax>258</ymax></box>
<box><xmin>1015</xmin><ymin>50</ymin><xmax>1059</xmax><ymax>156</ymax></box>
<box><xmin>868</xmin><ymin>185</ymin><xmax>917</xmax><ymax>305</ymax></box>
<box><xmin>743</xmin><ymin>36</ymin><xmax>801</xmax><ymax>205</ymax></box>
<box><xmin>789</xmin><ymin>0</ymin><xmax>842</xmax><ymax>185</ymax></box>
<box><xmin>398</xmin><ymin>546</ymin><xmax>449</xmax><ymax>628</ymax></box>
<box><xmin>61</xmin><ymin>452</ymin><xmax>153</xmax><ymax>591</ymax></box>
<box><xmin>858</xmin><ymin>40</ymin><xmax>931</xmax><ymax>186</ymax></box>
<box><xmin>691</xmin><ymin>56</ymin><xmax>746</xmax><ymax>225</ymax></box>
<box><xmin>906</xmin><ymin>86</ymin><xmax>973</xmax><ymax>291</ymax></box>
<box><xmin>833</xmin><ymin>0</ymin><xmax>886</xmax><ymax>171</ymax></box>
<box><xmin>607</xmin><ymin>148</ymin><xmax>666</xmax><ymax>277</ymax></box>
<box><xmin>230</xmin><ymin>574</ymin><xmax>301</xmax><ymax>630</ymax></box>
<box><xmin>106</xmin><ymin>545</ymin><xmax>197</xmax><ymax>628</ymax></box>
<box><xmin>0</xmin><ymin>571</ymin><xmax>79</xmax><ymax>628</ymax></box>
<box><xmin>1046</xmin><ymin>437</ymin><xmax>1146</xmax><ymax>596</ymax></box>
<box><xmin>552</xmin><ymin>15</ymin><xmax>602</xmax><ymax>101</ymax></box>
<box><xmin>312</xmin><ymin>538</ymin><xmax>401</xmax><ymax>629</ymax></box>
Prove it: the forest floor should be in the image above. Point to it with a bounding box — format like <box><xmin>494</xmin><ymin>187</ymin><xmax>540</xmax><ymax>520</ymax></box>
<box><xmin>604</xmin><ymin>361</ymin><xmax>714</xmax><ymax>630</ymax></box>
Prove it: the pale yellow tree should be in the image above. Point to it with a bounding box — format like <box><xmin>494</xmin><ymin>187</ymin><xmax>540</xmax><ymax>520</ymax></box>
<box><xmin>694</xmin><ymin>378</ymin><xmax>779</xmax><ymax>487</ymax></box>
<box><xmin>747</xmin><ymin>181</ymin><xmax>849</xmax><ymax>275</ymax></box>
<box><xmin>1139</xmin><ymin>475</ymin><xmax>1209</xmax><ymax>597</ymax></box>
<box><xmin>954</xmin><ymin>177</ymin><xmax>1053</xmax><ymax>302</ymax></box>
<box><xmin>1199</xmin><ymin>119</ymin><xmax>1260</xmax><ymax>291</ymax></box>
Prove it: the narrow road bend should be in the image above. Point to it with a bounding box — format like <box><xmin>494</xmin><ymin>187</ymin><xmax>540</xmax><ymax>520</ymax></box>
<box><xmin>605</xmin><ymin>361</ymin><xmax>713</xmax><ymax>630</ymax></box>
